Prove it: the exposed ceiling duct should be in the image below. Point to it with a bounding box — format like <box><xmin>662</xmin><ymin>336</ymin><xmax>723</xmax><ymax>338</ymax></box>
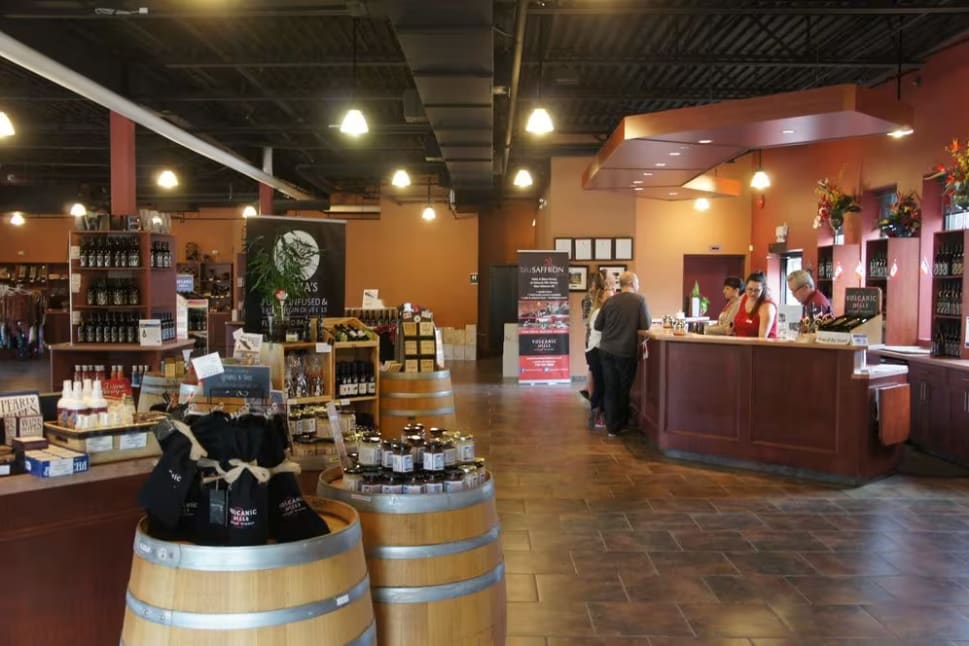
<box><xmin>0</xmin><ymin>29</ymin><xmax>315</xmax><ymax>201</ymax></box>
<box><xmin>384</xmin><ymin>0</ymin><xmax>494</xmax><ymax>209</ymax></box>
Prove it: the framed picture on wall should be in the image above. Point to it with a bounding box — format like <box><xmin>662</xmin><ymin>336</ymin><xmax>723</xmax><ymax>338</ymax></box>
<box><xmin>594</xmin><ymin>238</ymin><xmax>613</xmax><ymax>261</ymax></box>
<box><xmin>614</xmin><ymin>237</ymin><xmax>633</xmax><ymax>260</ymax></box>
<box><xmin>568</xmin><ymin>265</ymin><xmax>588</xmax><ymax>292</ymax></box>
<box><xmin>574</xmin><ymin>238</ymin><xmax>593</xmax><ymax>261</ymax></box>
<box><xmin>598</xmin><ymin>264</ymin><xmax>627</xmax><ymax>288</ymax></box>
<box><xmin>554</xmin><ymin>237</ymin><xmax>573</xmax><ymax>259</ymax></box>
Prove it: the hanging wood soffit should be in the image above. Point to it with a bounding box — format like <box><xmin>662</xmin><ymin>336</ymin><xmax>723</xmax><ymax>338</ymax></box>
<box><xmin>582</xmin><ymin>84</ymin><xmax>913</xmax><ymax>200</ymax></box>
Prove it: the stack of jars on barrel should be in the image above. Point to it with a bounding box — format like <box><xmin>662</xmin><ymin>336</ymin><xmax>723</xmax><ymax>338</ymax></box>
<box><xmin>343</xmin><ymin>423</ymin><xmax>486</xmax><ymax>495</ymax></box>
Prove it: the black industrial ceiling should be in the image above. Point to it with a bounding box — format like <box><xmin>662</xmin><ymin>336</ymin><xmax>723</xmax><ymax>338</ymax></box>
<box><xmin>1</xmin><ymin>0</ymin><xmax>969</xmax><ymax>213</ymax></box>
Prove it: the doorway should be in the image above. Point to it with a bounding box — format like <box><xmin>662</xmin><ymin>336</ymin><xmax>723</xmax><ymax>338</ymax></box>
<box><xmin>682</xmin><ymin>254</ymin><xmax>746</xmax><ymax>316</ymax></box>
<box><xmin>486</xmin><ymin>264</ymin><xmax>518</xmax><ymax>357</ymax></box>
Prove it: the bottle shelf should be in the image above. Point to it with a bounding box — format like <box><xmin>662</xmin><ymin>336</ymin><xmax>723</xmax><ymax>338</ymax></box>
<box><xmin>287</xmin><ymin>395</ymin><xmax>333</xmax><ymax>406</ymax></box>
<box><xmin>72</xmin><ymin>305</ymin><xmax>144</xmax><ymax>310</ymax></box>
<box><xmin>934</xmin><ymin>314</ymin><xmax>963</xmax><ymax>320</ymax></box>
<box><xmin>933</xmin><ymin>274</ymin><xmax>965</xmax><ymax>280</ymax></box>
<box><xmin>334</xmin><ymin>395</ymin><xmax>377</xmax><ymax>403</ymax></box>
<box><xmin>334</xmin><ymin>340</ymin><xmax>379</xmax><ymax>349</ymax></box>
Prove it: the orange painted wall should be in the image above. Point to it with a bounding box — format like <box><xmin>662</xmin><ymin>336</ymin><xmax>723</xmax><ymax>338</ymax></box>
<box><xmin>0</xmin><ymin>217</ymin><xmax>73</xmax><ymax>262</ymax></box>
<box><xmin>635</xmin><ymin>157</ymin><xmax>753</xmax><ymax>317</ymax></box>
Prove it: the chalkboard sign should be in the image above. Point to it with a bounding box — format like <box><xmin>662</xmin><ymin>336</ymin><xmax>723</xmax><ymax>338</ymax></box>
<box><xmin>844</xmin><ymin>287</ymin><xmax>881</xmax><ymax>318</ymax></box>
<box><xmin>201</xmin><ymin>365</ymin><xmax>271</xmax><ymax>399</ymax></box>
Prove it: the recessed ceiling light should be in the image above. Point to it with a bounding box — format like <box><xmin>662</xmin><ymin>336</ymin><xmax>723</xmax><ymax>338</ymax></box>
<box><xmin>781</xmin><ymin>129</ymin><xmax>796</xmax><ymax>134</ymax></box>
<box><xmin>669</xmin><ymin>152</ymin><xmax>681</xmax><ymax>156</ymax></box>
<box><xmin>698</xmin><ymin>139</ymin><xmax>713</xmax><ymax>144</ymax></box>
<box><xmin>888</xmin><ymin>127</ymin><xmax>914</xmax><ymax>139</ymax></box>
<box><xmin>655</xmin><ymin>162</ymin><xmax>666</xmax><ymax>167</ymax></box>
<box><xmin>679</xmin><ymin>145</ymin><xmax>689</xmax><ymax>149</ymax></box>
<box><xmin>668</xmin><ymin>191</ymin><xmax>678</xmax><ymax>196</ymax></box>
<box><xmin>633</xmin><ymin>187</ymin><xmax>644</xmax><ymax>191</ymax></box>
<box><xmin>632</xmin><ymin>180</ymin><xmax>643</xmax><ymax>184</ymax></box>
<box><xmin>642</xmin><ymin>172</ymin><xmax>653</xmax><ymax>176</ymax></box>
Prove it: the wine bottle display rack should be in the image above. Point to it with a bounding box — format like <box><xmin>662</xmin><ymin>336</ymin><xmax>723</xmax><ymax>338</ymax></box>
<box><xmin>931</xmin><ymin>229</ymin><xmax>969</xmax><ymax>359</ymax></box>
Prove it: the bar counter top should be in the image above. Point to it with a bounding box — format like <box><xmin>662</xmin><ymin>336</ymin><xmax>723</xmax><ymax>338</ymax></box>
<box><xmin>0</xmin><ymin>457</ymin><xmax>155</xmax><ymax>497</ymax></box>
<box><xmin>638</xmin><ymin>330</ymin><xmax>910</xmax><ymax>483</ymax></box>
<box><xmin>871</xmin><ymin>346</ymin><xmax>969</xmax><ymax>372</ymax></box>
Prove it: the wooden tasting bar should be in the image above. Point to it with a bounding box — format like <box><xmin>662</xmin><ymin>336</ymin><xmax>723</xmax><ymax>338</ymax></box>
<box><xmin>638</xmin><ymin>331</ymin><xmax>911</xmax><ymax>483</ymax></box>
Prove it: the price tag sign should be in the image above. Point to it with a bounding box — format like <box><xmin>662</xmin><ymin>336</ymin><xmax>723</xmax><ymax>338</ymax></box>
<box><xmin>86</xmin><ymin>436</ymin><xmax>113</xmax><ymax>453</ymax></box>
<box><xmin>71</xmin><ymin>311</ymin><xmax>81</xmax><ymax>325</ymax></box>
<box><xmin>120</xmin><ymin>432</ymin><xmax>148</xmax><ymax>450</ymax></box>
<box><xmin>851</xmin><ymin>333</ymin><xmax>869</xmax><ymax>347</ymax></box>
<box><xmin>316</xmin><ymin>342</ymin><xmax>331</xmax><ymax>354</ymax></box>
<box><xmin>192</xmin><ymin>352</ymin><xmax>225</xmax><ymax>380</ymax></box>
<box><xmin>69</xmin><ymin>245</ymin><xmax>80</xmax><ymax>260</ymax></box>
<box><xmin>339</xmin><ymin>398</ymin><xmax>350</xmax><ymax>406</ymax></box>
<box><xmin>139</xmin><ymin>319</ymin><xmax>162</xmax><ymax>346</ymax></box>
<box><xmin>70</xmin><ymin>273</ymin><xmax>81</xmax><ymax>294</ymax></box>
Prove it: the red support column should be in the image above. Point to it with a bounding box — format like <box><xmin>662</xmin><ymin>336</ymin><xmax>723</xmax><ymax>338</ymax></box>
<box><xmin>259</xmin><ymin>183</ymin><xmax>273</xmax><ymax>216</ymax></box>
<box><xmin>110</xmin><ymin>112</ymin><xmax>137</xmax><ymax>215</ymax></box>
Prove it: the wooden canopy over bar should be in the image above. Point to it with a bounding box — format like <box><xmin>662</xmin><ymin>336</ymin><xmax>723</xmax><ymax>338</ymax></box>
<box><xmin>583</xmin><ymin>83</ymin><xmax>914</xmax><ymax>198</ymax></box>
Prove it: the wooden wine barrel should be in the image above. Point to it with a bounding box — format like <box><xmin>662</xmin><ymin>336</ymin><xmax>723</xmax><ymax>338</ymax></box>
<box><xmin>121</xmin><ymin>498</ymin><xmax>376</xmax><ymax>646</ymax></box>
<box><xmin>379</xmin><ymin>370</ymin><xmax>457</xmax><ymax>437</ymax></box>
<box><xmin>318</xmin><ymin>467</ymin><xmax>506</xmax><ymax>646</ymax></box>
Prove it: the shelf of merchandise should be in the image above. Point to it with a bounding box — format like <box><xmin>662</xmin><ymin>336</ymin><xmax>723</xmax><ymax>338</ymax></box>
<box><xmin>864</xmin><ymin>237</ymin><xmax>920</xmax><ymax>346</ymax></box>
<box><xmin>931</xmin><ymin>229</ymin><xmax>968</xmax><ymax>359</ymax></box>
<box><xmin>816</xmin><ymin>243</ymin><xmax>861</xmax><ymax>314</ymax></box>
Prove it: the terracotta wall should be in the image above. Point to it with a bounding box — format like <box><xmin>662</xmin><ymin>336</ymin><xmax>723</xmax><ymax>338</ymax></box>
<box><xmin>0</xmin><ymin>217</ymin><xmax>73</xmax><ymax>262</ymax></box>
<box><xmin>635</xmin><ymin>157</ymin><xmax>753</xmax><ymax>317</ymax></box>
<box><xmin>749</xmin><ymin>39</ymin><xmax>969</xmax><ymax>341</ymax></box>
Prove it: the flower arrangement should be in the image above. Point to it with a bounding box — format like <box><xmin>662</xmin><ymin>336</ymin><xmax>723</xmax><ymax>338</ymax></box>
<box><xmin>246</xmin><ymin>234</ymin><xmax>320</xmax><ymax>333</ymax></box>
<box><xmin>935</xmin><ymin>138</ymin><xmax>969</xmax><ymax>211</ymax></box>
<box><xmin>799</xmin><ymin>312</ymin><xmax>833</xmax><ymax>335</ymax></box>
<box><xmin>877</xmin><ymin>190</ymin><xmax>922</xmax><ymax>238</ymax></box>
<box><xmin>814</xmin><ymin>178</ymin><xmax>861</xmax><ymax>233</ymax></box>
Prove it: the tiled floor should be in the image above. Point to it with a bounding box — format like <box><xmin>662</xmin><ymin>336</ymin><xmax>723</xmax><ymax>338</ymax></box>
<box><xmin>7</xmin><ymin>356</ymin><xmax>969</xmax><ymax>644</ymax></box>
<box><xmin>445</xmin><ymin>360</ymin><xmax>969</xmax><ymax>646</ymax></box>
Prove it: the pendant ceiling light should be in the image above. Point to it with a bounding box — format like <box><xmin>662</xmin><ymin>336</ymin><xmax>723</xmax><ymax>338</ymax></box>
<box><xmin>241</xmin><ymin>205</ymin><xmax>258</xmax><ymax>218</ymax></box>
<box><xmin>157</xmin><ymin>169</ymin><xmax>179</xmax><ymax>189</ymax></box>
<box><xmin>340</xmin><ymin>18</ymin><xmax>368</xmax><ymax>137</ymax></box>
<box><xmin>749</xmin><ymin>150</ymin><xmax>770</xmax><ymax>190</ymax></box>
<box><xmin>513</xmin><ymin>168</ymin><xmax>534</xmax><ymax>188</ymax></box>
<box><xmin>694</xmin><ymin>197</ymin><xmax>711</xmax><ymax>212</ymax></box>
<box><xmin>525</xmin><ymin>19</ymin><xmax>554</xmax><ymax>135</ymax></box>
<box><xmin>391</xmin><ymin>169</ymin><xmax>411</xmax><ymax>188</ymax></box>
<box><xmin>69</xmin><ymin>202</ymin><xmax>87</xmax><ymax>217</ymax></box>
<box><xmin>421</xmin><ymin>177</ymin><xmax>436</xmax><ymax>221</ymax></box>
<box><xmin>10</xmin><ymin>212</ymin><xmax>25</xmax><ymax>226</ymax></box>
<box><xmin>0</xmin><ymin>111</ymin><xmax>14</xmax><ymax>137</ymax></box>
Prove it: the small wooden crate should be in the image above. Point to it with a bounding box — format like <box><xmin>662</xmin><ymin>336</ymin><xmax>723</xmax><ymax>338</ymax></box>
<box><xmin>44</xmin><ymin>417</ymin><xmax>163</xmax><ymax>465</ymax></box>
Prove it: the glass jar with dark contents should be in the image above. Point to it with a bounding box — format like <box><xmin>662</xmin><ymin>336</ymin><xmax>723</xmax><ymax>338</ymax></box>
<box><xmin>392</xmin><ymin>442</ymin><xmax>415</xmax><ymax>474</ymax></box>
<box><xmin>444</xmin><ymin>468</ymin><xmax>465</xmax><ymax>493</ymax></box>
<box><xmin>424</xmin><ymin>471</ymin><xmax>444</xmax><ymax>494</ymax></box>
<box><xmin>403</xmin><ymin>473</ymin><xmax>424</xmax><ymax>495</ymax></box>
<box><xmin>423</xmin><ymin>440</ymin><xmax>446</xmax><ymax>472</ymax></box>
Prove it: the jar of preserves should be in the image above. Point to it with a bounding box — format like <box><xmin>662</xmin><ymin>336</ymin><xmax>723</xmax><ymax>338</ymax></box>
<box><xmin>357</xmin><ymin>434</ymin><xmax>382</xmax><ymax>467</ymax></box>
<box><xmin>424</xmin><ymin>472</ymin><xmax>444</xmax><ymax>494</ymax></box>
<box><xmin>403</xmin><ymin>473</ymin><xmax>424</xmax><ymax>495</ymax></box>
<box><xmin>444</xmin><ymin>468</ymin><xmax>465</xmax><ymax>493</ymax></box>
<box><xmin>427</xmin><ymin>427</ymin><xmax>446</xmax><ymax>441</ymax></box>
<box><xmin>381</xmin><ymin>440</ymin><xmax>396</xmax><ymax>469</ymax></box>
<box><xmin>406</xmin><ymin>434</ymin><xmax>425</xmax><ymax>466</ymax></box>
<box><xmin>392</xmin><ymin>442</ymin><xmax>415</xmax><ymax>474</ymax></box>
<box><xmin>423</xmin><ymin>440</ymin><xmax>446</xmax><ymax>471</ymax></box>
<box><xmin>342</xmin><ymin>465</ymin><xmax>364</xmax><ymax>492</ymax></box>
<box><xmin>459</xmin><ymin>463</ymin><xmax>479</xmax><ymax>489</ymax></box>
<box><xmin>359</xmin><ymin>470</ymin><xmax>382</xmax><ymax>494</ymax></box>
<box><xmin>442</xmin><ymin>439</ymin><xmax>458</xmax><ymax>467</ymax></box>
<box><xmin>454</xmin><ymin>433</ymin><xmax>475</xmax><ymax>463</ymax></box>
<box><xmin>381</xmin><ymin>472</ymin><xmax>403</xmax><ymax>494</ymax></box>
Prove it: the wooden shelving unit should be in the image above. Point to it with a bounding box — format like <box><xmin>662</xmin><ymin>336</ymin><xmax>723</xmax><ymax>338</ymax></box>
<box><xmin>864</xmin><ymin>237</ymin><xmax>920</xmax><ymax>346</ymax></box>
<box><xmin>816</xmin><ymin>243</ymin><xmax>861</xmax><ymax>314</ymax></box>
<box><xmin>931</xmin><ymin>229</ymin><xmax>968</xmax><ymax>358</ymax></box>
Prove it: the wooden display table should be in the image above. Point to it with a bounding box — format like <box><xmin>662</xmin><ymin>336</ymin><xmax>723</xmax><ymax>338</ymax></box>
<box><xmin>640</xmin><ymin>331</ymin><xmax>909</xmax><ymax>483</ymax></box>
<box><xmin>48</xmin><ymin>339</ymin><xmax>195</xmax><ymax>390</ymax></box>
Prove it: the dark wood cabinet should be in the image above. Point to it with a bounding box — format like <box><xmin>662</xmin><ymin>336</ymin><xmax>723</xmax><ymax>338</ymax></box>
<box><xmin>949</xmin><ymin>371</ymin><xmax>969</xmax><ymax>461</ymax></box>
<box><xmin>908</xmin><ymin>363</ymin><xmax>949</xmax><ymax>450</ymax></box>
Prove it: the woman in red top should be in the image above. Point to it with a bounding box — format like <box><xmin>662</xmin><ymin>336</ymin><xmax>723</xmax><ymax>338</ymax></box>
<box><xmin>733</xmin><ymin>272</ymin><xmax>778</xmax><ymax>338</ymax></box>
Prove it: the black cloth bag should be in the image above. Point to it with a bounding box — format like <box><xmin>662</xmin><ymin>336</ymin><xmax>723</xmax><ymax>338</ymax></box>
<box><xmin>260</xmin><ymin>414</ymin><xmax>330</xmax><ymax>543</ymax></box>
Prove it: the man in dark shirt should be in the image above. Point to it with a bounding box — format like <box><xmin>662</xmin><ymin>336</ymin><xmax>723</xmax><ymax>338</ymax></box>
<box><xmin>787</xmin><ymin>269</ymin><xmax>832</xmax><ymax>317</ymax></box>
<box><xmin>594</xmin><ymin>271</ymin><xmax>651</xmax><ymax>437</ymax></box>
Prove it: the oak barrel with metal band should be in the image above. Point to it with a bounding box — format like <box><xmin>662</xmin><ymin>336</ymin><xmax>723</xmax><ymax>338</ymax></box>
<box><xmin>378</xmin><ymin>370</ymin><xmax>457</xmax><ymax>437</ymax></box>
<box><xmin>318</xmin><ymin>466</ymin><xmax>506</xmax><ymax>646</ymax></box>
<box><xmin>120</xmin><ymin>497</ymin><xmax>375</xmax><ymax>646</ymax></box>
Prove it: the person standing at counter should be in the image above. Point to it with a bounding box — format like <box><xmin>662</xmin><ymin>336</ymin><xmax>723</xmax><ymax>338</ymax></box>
<box><xmin>579</xmin><ymin>271</ymin><xmax>610</xmax><ymax>403</ymax></box>
<box><xmin>705</xmin><ymin>276</ymin><xmax>744</xmax><ymax>336</ymax></box>
<box><xmin>733</xmin><ymin>272</ymin><xmax>777</xmax><ymax>338</ymax></box>
<box><xmin>585</xmin><ymin>278</ymin><xmax>612</xmax><ymax>429</ymax></box>
<box><xmin>787</xmin><ymin>269</ymin><xmax>832</xmax><ymax>317</ymax></box>
<box><xmin>594</xmin><ymin>271</ymin><xmax>651</xmax><ymax>437</ymax></box>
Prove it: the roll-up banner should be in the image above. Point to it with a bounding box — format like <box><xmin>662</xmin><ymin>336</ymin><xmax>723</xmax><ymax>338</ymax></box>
<box><xmin>517</xmin><ymin>250</ymin><xmax>570</xmax><ymax>384</ymax></box>
<box><xmin>244</xmin><ymin>216</ymin><xmax>346</xmax><ymax>333</ymax></box>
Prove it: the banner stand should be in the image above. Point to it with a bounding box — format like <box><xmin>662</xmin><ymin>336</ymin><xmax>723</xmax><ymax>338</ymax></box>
<box><xmin>517</xmin><ymin>250</ymin><xmax>570</xmax><ymax>385</ymax></box>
